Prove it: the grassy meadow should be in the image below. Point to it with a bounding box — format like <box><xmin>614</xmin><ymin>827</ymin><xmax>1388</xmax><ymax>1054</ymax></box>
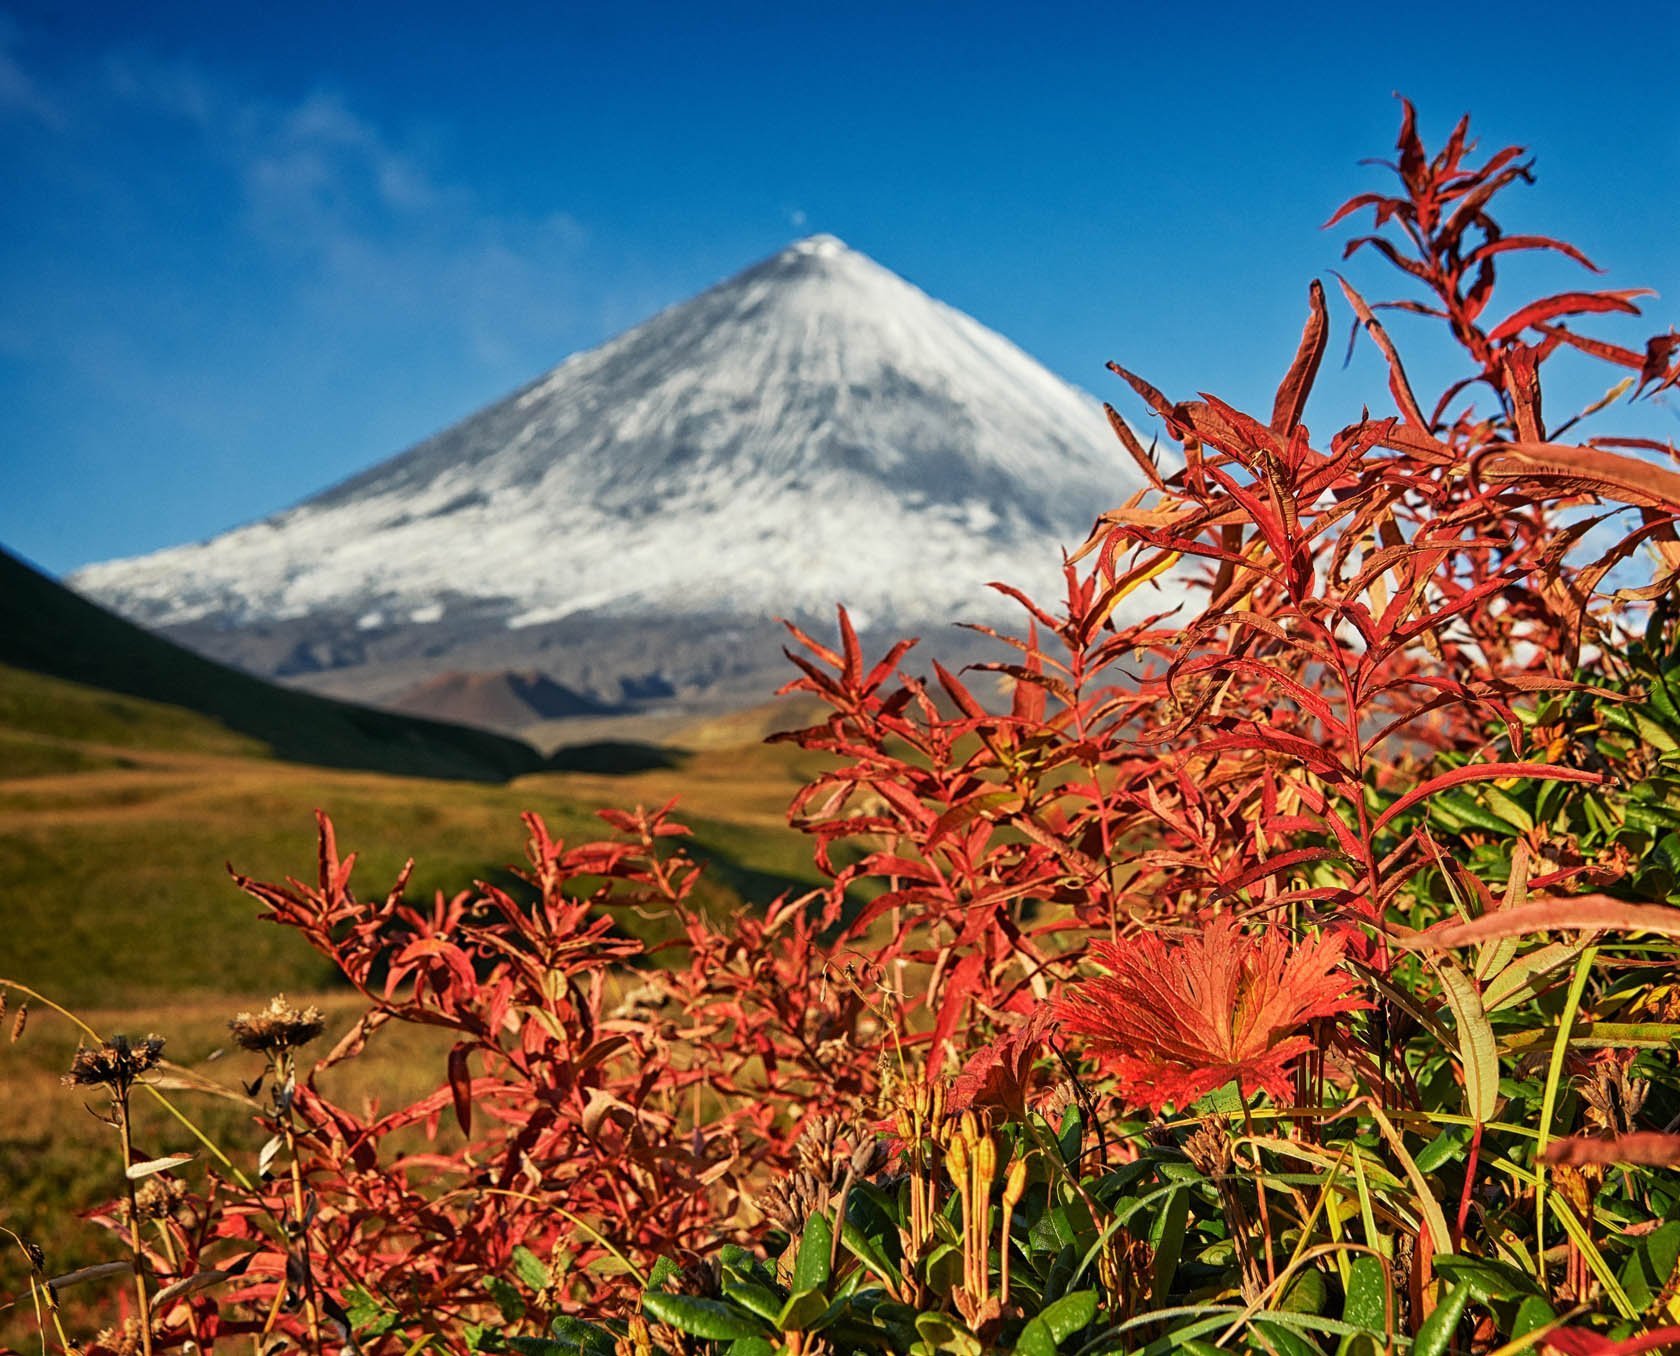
<box><xmin>0</xmin><ymin>655</ymin><xmax>832</xmax><ymax>1325</ymax></box>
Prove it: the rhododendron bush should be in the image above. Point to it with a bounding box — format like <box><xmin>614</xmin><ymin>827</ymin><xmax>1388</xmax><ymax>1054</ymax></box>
<box><xmin>7</xmin><ymin>103</ymin><xmax>1680</xmax><ymax>1355</ymax></box>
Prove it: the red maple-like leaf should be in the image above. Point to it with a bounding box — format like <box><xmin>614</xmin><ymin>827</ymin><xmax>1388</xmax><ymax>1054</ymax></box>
<box><xmin>1055</xmin><ymin>915</ymin><xmax>1362</xmax><ymax>1112</ymax></box>
<box><xmin>949</xmin><ymin>1005</ymin><xmax>1059</xmax><ymax>1118</ymax></box>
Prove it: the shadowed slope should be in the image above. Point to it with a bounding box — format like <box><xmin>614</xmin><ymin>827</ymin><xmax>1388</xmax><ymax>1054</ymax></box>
<box><xmin>0</xmin><ymin>547</ymin><xmax>542</xmax><ymax>782</ymax></box>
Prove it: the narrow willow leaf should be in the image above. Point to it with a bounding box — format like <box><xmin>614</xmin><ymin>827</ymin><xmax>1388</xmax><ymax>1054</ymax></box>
<box><xmin>1432</xmin><ymin>958</ymin><xmax>1501</xmax><ymax>1123</ymax></box>
<box><xmin>126</xmin><ymin>1151</ymin><xmax>195</xmax><ymax>1180</ymax></box>
<box><xmin>1482</xmin><ymin>940</ymin><xmax>1587</xmax><ymax>1011</ymax></box>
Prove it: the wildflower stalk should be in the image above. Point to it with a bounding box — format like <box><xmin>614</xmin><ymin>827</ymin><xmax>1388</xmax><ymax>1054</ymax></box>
<box><xmin>114</xmin><ymin>1095</ymin><xmax>157</xmax><ymax>1356</ymax></box>
<box><xmin>278</xmin><ymin>1063</ymin><xmax>325</xmax><ymax>1356</ymax></box>
<box><xmin>1239</xmin><ymin>1094</ymin><xmax>1277</xmax><ymax>1292</ymax></box>
<box><xmin>229</xmin><ymin>995</ymin><xmax>327</xmax><ymax>1353</ymax></box>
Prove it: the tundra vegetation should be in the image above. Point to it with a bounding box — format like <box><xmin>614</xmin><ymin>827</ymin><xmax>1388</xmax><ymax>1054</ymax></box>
<box><xmin>5</xmin><ymin>104</ymin><xmax>1680</xmax><ymax>1356</ymax></box>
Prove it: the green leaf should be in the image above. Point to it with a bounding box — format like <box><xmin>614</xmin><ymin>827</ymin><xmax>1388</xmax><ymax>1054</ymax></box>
<box><xmin>1038</xmin><ymin>1289</ymin><xmax>1099</xmax><ymax>1342</ymax></box>
<box><xmin>794</xmin><ymin>1210</ymin><xmax>834</xmax><ymax>1293</ymax></box>
<box><xmin>507</xmin><ymin>1334</ymin><xmax>616</xmax><ymax>1356</ymax></box>
<box><xmin>1482</xmin><ymin>785</ymin><xmax>1535</xmax><ymax>832</ymax></box>
<box><xmin>1149</xmin><ymin>1185</ymin><xmax>1189</xmax><ymax>1302</ymax></box>
<box><xmin>1638</xmin><ymin>832</ymin><xmax>1680</xmax><ymax>897</ymax></box>
<box><xmin>1647</xmin><ymin>673</ymin><xmax>1680</xmax><ymax>727</ymax></box>
<box><xmin>1630</xmin><ymin>708</ymin><xmax>1680</xmax><ymax>752</ymax></box>
<box><xmin>1248</xmin><ymin>1318</ymin><xmax>1317</xmax><ymax>1356</ymax></box>
<box><xmin>485</xmin><ymin>1275</ymin><xmax>526</xmax><ymax>1323</ymax></box>
<box><xmin>1414</xmin><ymin>1129</ymin><xmax>1464</xmax><ymax>1174</ymax></box>
<box><xmin>724</xmin><ymin>1341</ymin><xmax>776</xmax><ymax>1356</ymax></box>
<box><xmin>923</xmin><ymin>1240</ymin><xmax>963</xmax><ymax>1296</ymax></box>
<box><xmin>1012</xmin><ymin>1315</ymin><xmax>1058</xmax><ymax>1356</ymax></box>
<box><xmin>1510</xmin><ymin>1295</ymin><xmax>1556</xmax><ymax>1340</ymax></box>
<box><xmin>511</xmin><ymin>1246</ymin><xmax>550</xmax><ymax>1293</ymax></box>
<box><xmin>1620</xmin><ymin>1219</ymin><xmax>1680</xmax><ymax>1311</ymax></box>
<box><xmin>1279</xmin><ymin>1266</ymin><xmax>1328</xmax><ymax>1315</ymax></box>
<box><xmin>1483</xmin><ymin>940</ymin><xmax>1589</xmax><ymax>1012</ymax></box>
<box><xmin>1433</xmin><ymin>1253</ymin><xmax>1542</xmax><ymax>1301</ymax></box>
<box><xmin>1432</xmin><ymin>789</ymin><xmax>1520</xmax><ymax>835</ymax></box>
<box><xmin>775</xmin><ymin>1288</ymin><xmax>827</xmax><ymax>1333</ymax></box>
<box><xmin>1056</xmin><ymin>1106</ymin><xmax>1082</xmax><ymax>1169</ymax></box>
<box><xmin>1433</xmin><ymin>957</ymin><xmax>1501</xmax><ymax>1123</ymax></box>
<box><xmin>1341</xmin><ymin>1255</ymin><xmax>1388</xmax><ymax>1334</ymax></box>
<box><xmin>645</xmin><ymin>1256</ymin><xmax>682</xmax><ymax>1294</ymax></box>
<box><xmin>915</xmin><ymin>1312</ymin><xmax>985</xmax><ymax>1356</ymax></box>
<box><xmin>344</xmin><ymin>1285</ymin><xmax>400</xmax><ymax>1338</ymax></box>
<box><xmin>1411</xmin><ymin>1280</ymin><xmax>1471</xmax><ymax>1356</ymax></box>
<box><xmin>720</xmin><ymin>1279</ymin><xmax>785</xmax><ymax>1324</ymax></box>
<box><xmin>545</xmin><ymin>1316</ymin><xmax>618</xmax><ymax>1356</ymax></box>
<box><xmin>840</xmin><ymin>1217</ymin><xmax>898</xmax><ymax>1285</ymax></box>
<box><xmin>1014</xmin><ymin>1291</ymin><xmax>1099</xmax><ymax>1355</ymax></box>
<box><xmin>641</xmin><ymin>1292</ymin><xmax>768</xmax><ymax>1342</ymax></box>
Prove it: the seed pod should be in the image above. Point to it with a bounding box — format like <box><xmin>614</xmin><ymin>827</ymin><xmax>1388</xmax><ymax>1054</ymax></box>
<box><xmin>944</xmin><ymin>1135</ymin><xmax>969</xmax><ymax>1185</ymax></box>
<box><xmin>1002</xmin><ymin>1156</ymin><xmax>1029</xmax><ymax>1210</ymax></box>
<box><xmin>10</xmin><ymin>1002</ymin><xmax>27</xmax><ymax>1043</ymax></box>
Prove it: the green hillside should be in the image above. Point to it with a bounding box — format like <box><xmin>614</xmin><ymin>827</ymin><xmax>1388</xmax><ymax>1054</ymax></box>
<box><xmin>0</xmin><ymin>548</ymin><xmax>542</xmax><ymax>782</ymax></box>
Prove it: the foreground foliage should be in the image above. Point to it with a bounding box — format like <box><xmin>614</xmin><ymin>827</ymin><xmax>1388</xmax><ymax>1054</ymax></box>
<box><xmin>6</xmin><ymin>103</ymin><xmax>1680</xmax><ymax>1355</ymax></box>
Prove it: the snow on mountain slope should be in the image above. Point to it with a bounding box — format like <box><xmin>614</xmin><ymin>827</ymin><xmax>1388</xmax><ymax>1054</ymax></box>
<box><xmin>71</xmin><ymin>236</ymin><xmax>1162</xmax><ymax>717</ymax></box>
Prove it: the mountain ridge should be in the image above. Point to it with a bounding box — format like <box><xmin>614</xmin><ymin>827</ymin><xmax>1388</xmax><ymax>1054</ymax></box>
<box><xmin>69</xmin><ymin>234</ymin><xmax>1152</xmax><ymax>710</ymax></box>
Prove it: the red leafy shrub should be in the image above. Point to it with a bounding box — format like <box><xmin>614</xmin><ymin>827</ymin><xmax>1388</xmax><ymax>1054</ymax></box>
<box><xmin>12</xmin><ymin>101</ymin><xmax>1680</xmax><ymax>1353</ymax></box>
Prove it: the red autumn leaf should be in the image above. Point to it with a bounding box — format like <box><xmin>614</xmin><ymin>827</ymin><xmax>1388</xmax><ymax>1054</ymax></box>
<box><xmin>1413</xmin><ymin>894</ymin><xmax>1680</xmax><ymax>948</ymax></box>
<box><xmin>1541</xmin><ymin>1133</ymin><xmax>1680</xmax><ymax>1167</ymax></box>
<box><xmin>1464</xmin><ymin>234</ymin><xmax>1599</xmax><ymax>272</ymax></box>
<box><xmin>931</xmin><ymin>952</ymin><xmax>987</xmax><ymax>1067</ymax></box>
<box><xmin>1270</xmin><ymin>280</ymin><xmax>1328</xmax><ymax>434</ymax></box>
<box><xmin>446</xmin><ymin>1043</ymin><xmax>473</xmax><ymax>1136</ymax></box>
<box><xmin>1055</xmin><ymin>916</ymin><xmax>1363</xmax><ymax>1112</ymax></box>
<box><xmin>1540</xmin><ymin>1328</ymin><xmax>1680</xmax><ymax>1356</ymax></box>
<box><xmin>1474</xmin><ymin>442</ymin><xmax>1680</xmax><ymax>514</ymax></box>
<box><xmin>949</xmin><ymin>1006</ymin><xmax>1059</xmax><ymax>1119</ymax></box>
<box><xmin>1486</xmin><ymin>289</ymin><xmax>1650</xmax><ymax>342</ymax></box>
<box><xmin>1371</xmin><ymin>762</ymin><xmax>1602</xmax><ymax>833</ymax></box>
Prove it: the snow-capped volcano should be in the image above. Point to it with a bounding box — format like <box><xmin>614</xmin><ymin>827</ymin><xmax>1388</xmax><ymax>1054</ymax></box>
<box><xmin>70</xmin><ymin>235</ymin><xmax>1149</xmax><ymax>716</ymax></box>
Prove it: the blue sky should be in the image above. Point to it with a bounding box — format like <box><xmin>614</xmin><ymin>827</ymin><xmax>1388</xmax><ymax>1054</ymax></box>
<box><xmin>3</xmin><ymin>1</ymin><xmax>1676</xmax><ymax>575</ymax></box>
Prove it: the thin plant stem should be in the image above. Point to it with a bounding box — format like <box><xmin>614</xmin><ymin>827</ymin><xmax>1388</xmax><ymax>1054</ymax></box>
<box><xmin>275</xmin><ymin>1050</ymin><xmax>325</xmax><ymax>1356</ymax></box>
<box><xmin>115</xmin><ymin>1095</ymin><xmax>156</xmax><ymax>1356</ymax></box>
<box><xmin>1454</xmin><ymin>1120</ymin><xmax>1484</xmax><ymax>1247</ymax></box>
<box><xmin>1535</xmin><ymin>946</ymin><xmax>1597</xmax><ymax>1284</ymax></box>
<box><xmin>1239</xmin><ymin>1095</ymin><xmax>1277</xmax><ymax>1290</ymax></box>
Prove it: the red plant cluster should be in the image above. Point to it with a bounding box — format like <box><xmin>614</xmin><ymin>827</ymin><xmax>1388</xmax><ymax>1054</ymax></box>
<box><xmin>56</xmin><ymin>103</ymin><xmax>1680</xmax><ymax>1353</ymax></box>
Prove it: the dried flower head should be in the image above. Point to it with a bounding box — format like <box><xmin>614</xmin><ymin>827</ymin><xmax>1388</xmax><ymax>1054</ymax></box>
<box><xmin>756</xmin><ymin>1169</ymin><xmax>828</xmax><ymax>1230</ymax></box>
<box><xmin>63</xmin><ymin>1034</ymin><xmax>165</xmax><ymax>1092</ymax></box>
<box><xmin>1055</xmin><ymin>916</ymin><xmax>1362</xmax><ymax>1112</ymax></box>
<box><xmin>1181</xmin><ymin>1121</ymin><xmax>1234</xmax><ymax>1178</ymax></box>
<box><xmin>91</xmin><ymin>1319</ymin><xmax>146</xmax><ymax>1356</ymax></box>
<box><xmin>229</xmin><ymin>994</ymin><xmax>325</xmax><ymax>1053</ymax></box>
<box><xmin>134</xmin><ymin>1174</ymin><xmax>188</xmax><ymax>1221</ymax></box>
<box><xmin>1578</xmin><ymin>1054</ymin><xmax>1650</xmax><ymax>1138</ymax></box>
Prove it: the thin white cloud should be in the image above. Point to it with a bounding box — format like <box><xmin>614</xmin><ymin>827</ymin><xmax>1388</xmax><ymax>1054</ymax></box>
<box><xmin>54</xmin><ymin>48</ymin><xmax>592</xmax><ymax>375</ymax></box>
